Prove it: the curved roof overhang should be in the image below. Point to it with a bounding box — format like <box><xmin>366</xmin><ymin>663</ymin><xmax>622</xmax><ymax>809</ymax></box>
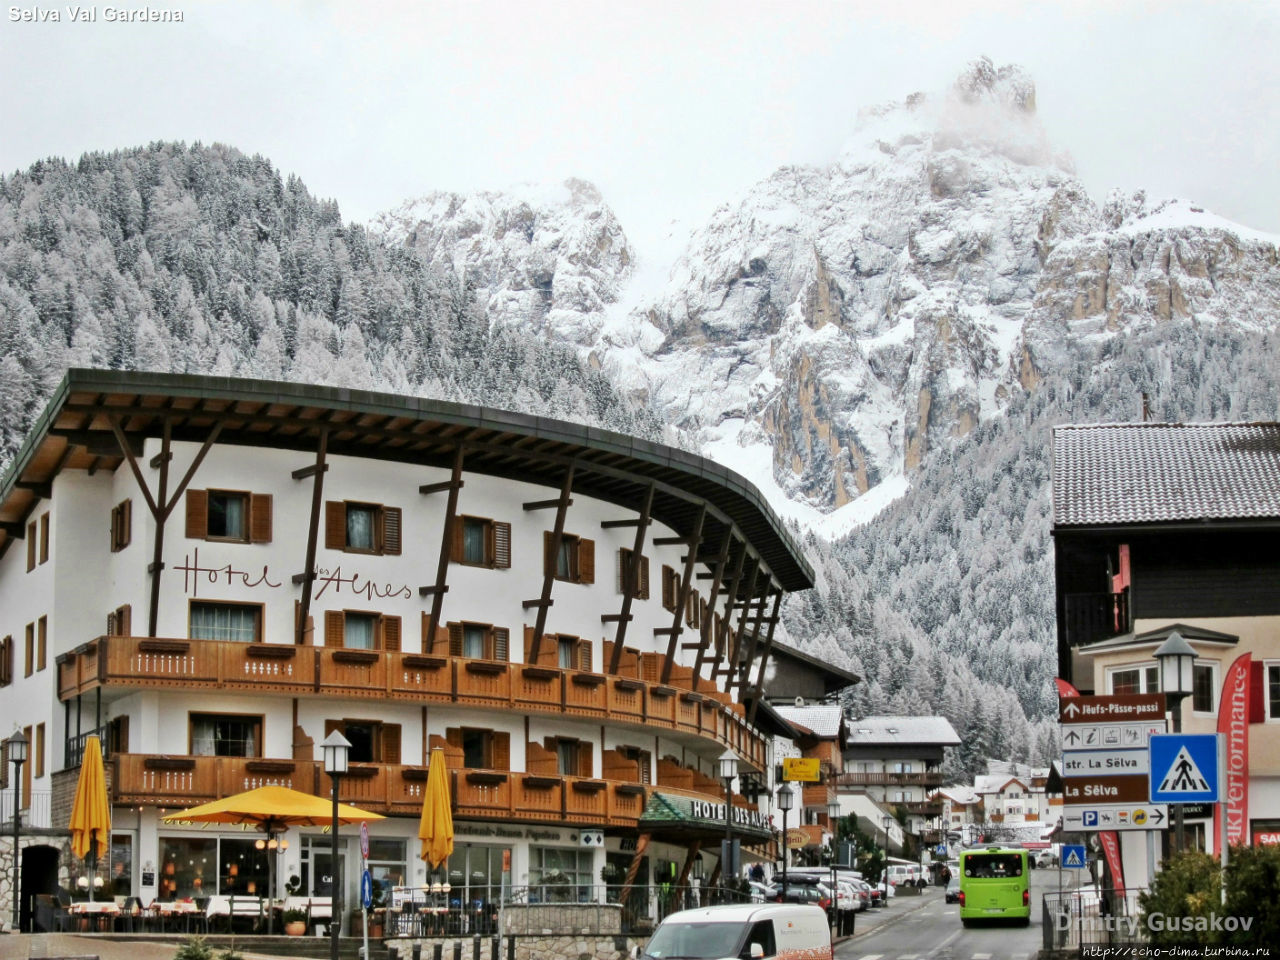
<box><xmin>0</xmin><ymin>369</ymin><xmax>814</xmax><ymax>595</ymax></box>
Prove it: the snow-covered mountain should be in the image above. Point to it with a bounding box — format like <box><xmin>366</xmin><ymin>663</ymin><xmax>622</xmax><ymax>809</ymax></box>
<box><xmin>375</xmin><ymin>58</ymin><xmax>1280</xmax><ymax>537</ymax></box>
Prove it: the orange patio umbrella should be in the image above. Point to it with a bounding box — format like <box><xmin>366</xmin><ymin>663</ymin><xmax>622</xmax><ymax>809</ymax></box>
<box><xmin>68</xmin><ymin>735</ymin><xmax>111</xmax><ymax>901</ymax></box>
<box><xmin>417</xmin><ymin>747</ymin><xmax>454</xmax><ymax>869</ymax></box>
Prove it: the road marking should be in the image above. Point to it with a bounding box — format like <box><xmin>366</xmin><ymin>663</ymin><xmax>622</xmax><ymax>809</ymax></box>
<box><xmin>972</xmin><ymin>954</ymin><xmax>993</xmax><ymax>959</ymax></box>
<box><xmin>854</xmin><ymin>955</ymin><xmax>882</xmax><ymax>960</ymax></box>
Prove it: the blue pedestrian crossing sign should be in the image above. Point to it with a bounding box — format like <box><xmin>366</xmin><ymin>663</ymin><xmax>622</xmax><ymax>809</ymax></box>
<box><xmin>1062</xmin><ymin>844</ymin><xmax>1086</xmax><ymax>869</ymax></box>
<box><xmin>1149</xmin><ymin>733</ymin><xmax>1220</xmax><ymax>804</ymax></box>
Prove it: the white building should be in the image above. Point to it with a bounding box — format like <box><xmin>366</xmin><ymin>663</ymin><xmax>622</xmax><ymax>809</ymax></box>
<box><xmin>0</xmin><ymin>369</ymin><xmax>821</xmax><ymax>931</ymax></box>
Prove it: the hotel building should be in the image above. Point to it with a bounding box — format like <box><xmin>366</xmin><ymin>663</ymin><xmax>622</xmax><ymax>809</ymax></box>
<box><xmin>0</xmin><ymin>369</ymin><xmax>821</xmax><ymax>931</ymax></box>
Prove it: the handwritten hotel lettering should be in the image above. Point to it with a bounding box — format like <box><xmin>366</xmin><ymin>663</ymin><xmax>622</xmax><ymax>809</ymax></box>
<box><xmin>177</xmin><ymin>549</ymin><xmax>411</xmax><ymax>601</ymax></box>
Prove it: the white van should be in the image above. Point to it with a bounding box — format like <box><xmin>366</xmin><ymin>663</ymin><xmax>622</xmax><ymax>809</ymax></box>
<box><xmin>638</xmin><ymin>903</ymin><xmax>832</xmax><ymax>960</ymax></box>
<box><xmin>885</xmin><ymin>864</ymin><xmax>925</xmax><ymax>888</ymax></box>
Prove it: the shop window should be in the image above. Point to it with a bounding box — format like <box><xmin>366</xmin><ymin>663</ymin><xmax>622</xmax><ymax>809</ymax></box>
<box><xmin>544</xmin><ymin>532</ymin><xmax>594</xmax><ymax>584</ymax></box>
<box><xmin>190</xmin><ymin>601</ymin><xmax>262</xmax><ymax>643</ymax></box>
<box><xmin>325</xmin><ymin>500</ymin><xmax>401</xmax><ymax>555</ymax></box>
<box><xmin>191</xmin><ymin>713</ymin><xmax>261</xmax><ymax>757</ymax></box>
<box><xmin>186</xmin><ymin>489</ymin><xmax>273</xmax><ymax>543</ymax></box>
<box><xmin>111</xmin><ymin>499</ymin><xmax>132</xmax><ymax>552</ymax></box>
<box><xmin>529</xmin><ymin>846</ymin><xmax>592</xmax><ymax>899</ymax></box>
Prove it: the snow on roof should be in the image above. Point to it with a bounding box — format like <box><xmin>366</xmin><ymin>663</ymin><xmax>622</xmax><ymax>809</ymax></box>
<box><xmin>934</xmin><ymin>785</ymin><xmax>980</xmax><ymax>805</ymax></box>
<box><xmin>1053</xmin><ymin>422</ymin><xmax>1280</xmax><ymax>527</ymax></box>
<box><xmin>846</xmin><ymin>716</ymin><xmax>961</xmax><ymax>746</ymax></box>
<box><xmin>772</xmin><ymin>703</ymin><xmax>845</xmax><ymax>739</ymax></box>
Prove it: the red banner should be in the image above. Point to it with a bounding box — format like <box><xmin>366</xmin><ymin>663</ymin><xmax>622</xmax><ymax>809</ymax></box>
<box><xmin>1098</xmin><ymin>830</ymin><xmax>1124</xmax><ymax>897</ymax></box>
<box><xmin>1215</xmin><ymin>653</ymin><xmax>1252</xmax><ymax>849</ymax></box>
<box><xmin>1055</xmin><ymin>678</ymin><xmax>1081</xmax><ymax>699</ymax></box>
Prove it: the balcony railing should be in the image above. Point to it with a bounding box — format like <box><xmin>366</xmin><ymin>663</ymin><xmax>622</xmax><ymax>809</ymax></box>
<box><xmin>1</xmin><ymin>790</ymin><xmax>53</xmax><ymax>829</ymax></box>
<box><xmin>111</xmin><ymin>753</ymin><xmax>735</xmax><ymax>828</ymax></box>
<box><xmin>900</xmin><ymin>801</ymin><xmax>944</xmax><ymax>817</ymax></box>
<box><xmin>1064</xmin><ymin>590</ymin><xmax>1130</xmax><ymax>648</ymax></box>
<box><xmin>57</xmin><ymin>636</ymin><xmax>766</xmax><ymax>770</ymax></box>
<box><xmin>836</xmin><ymin>771</ymin><xmax>946</xmax><ymax>788</ymax></box>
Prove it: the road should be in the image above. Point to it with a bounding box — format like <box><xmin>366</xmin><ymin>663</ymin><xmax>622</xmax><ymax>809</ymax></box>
<box><xmin>838</xmin><ymin>868</ymin><xmax>1087</xmax><ymax>960</ymax></box>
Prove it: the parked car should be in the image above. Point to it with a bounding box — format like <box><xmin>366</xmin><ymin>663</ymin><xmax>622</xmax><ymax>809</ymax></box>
<box><xmin>945</xmin><ymin>877</ymin><xmax>961</xmax><ymax>904</ymax></box>
<box><xmin>768</xmin><ymin>878</ymin><xmax>832</xmax><ymax>912</ymax></box>
<box><xmin>847</xmin><ymin>877</ymin><xmax>878</xmax><ymax>908</ymax></box>
<box><xmin>748</xmin><ymin>881</ymin><xmax>775</xmax><ymax>903</ymax></box>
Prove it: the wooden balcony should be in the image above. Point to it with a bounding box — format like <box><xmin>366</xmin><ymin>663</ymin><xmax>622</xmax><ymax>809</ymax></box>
<box><xmin>901</xmin><ymin>801</ymin><xmax>944</xmax><ymax>817</ymax></box>
<box><xmin>111</xmin><ymin>753</ymin><xmax>725</xmax><ymax>828</ymax></box>
<box><xmin>58</xmin><ymin>636</ymin><xmax>767</xmax><ymax>770</ymax></box>
<box><xmin>1064</xmin><ymin>590</ymin><xmax>1130</xmax><ymax>649</ymax></box>
<box><xmin>836</xmin><ymin>771</ymin><xmax>946</xmax><ymax>788</ymax></box>
<box><xmin>801</xmin><ymin>784</ymin><xmax>834</xmax><ymax>808</ymax></box>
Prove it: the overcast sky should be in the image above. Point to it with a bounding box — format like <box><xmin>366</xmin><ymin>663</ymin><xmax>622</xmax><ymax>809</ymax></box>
<box><xmin>3</xmin><ymin>0</ymin><xmax>1277</xmax><ymax>255</ymax></box>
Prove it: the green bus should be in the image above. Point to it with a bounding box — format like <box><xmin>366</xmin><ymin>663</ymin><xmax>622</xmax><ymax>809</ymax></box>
<box><xmin>958</xmin><ymin>847</ymin><xmax>1030</xmax><ymax>926</ymax></box>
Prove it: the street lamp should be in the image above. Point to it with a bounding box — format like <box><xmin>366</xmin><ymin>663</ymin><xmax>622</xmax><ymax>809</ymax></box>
<box><xmin>827</xmin><ymin>800</ymin><xmax>841</xmax><ymax>935</ymax></box>
<box><xmin>881</xmin><ymin>815</ymin><xmax>893</xmax><ymax>898</ymax></box>
<box><xmin>1155</xmin><ymin>630</ymin><xmax>1196</xmax><ymax>854</ymax></box>
<box><xmin>717</xmin><ymin>750</ymin><xmax>738</xmax><ymax>901</ymax></box>
<box><xmin>777</xmin><ymin>783</ymin><xmax>794</xmax><ymax>894</ymax></box>
<box><xmin>321</xmin><ymin>730</ymin><xmax>351</xmax><ymax>960</ymax></box>
<box><xmin>8</xmin><ymin>731</ymin><xmax>28</xmax><ymax>933</ymax></box>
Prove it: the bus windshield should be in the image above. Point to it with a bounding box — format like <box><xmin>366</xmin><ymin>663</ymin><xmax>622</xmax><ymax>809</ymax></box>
<box><xmin>963</xmin><ymin>854</ymin><xmax>1023</xmax><ymax>879</ymax></box>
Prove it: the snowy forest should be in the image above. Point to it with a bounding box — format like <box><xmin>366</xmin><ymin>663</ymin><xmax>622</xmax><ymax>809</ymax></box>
<box><xmin>3</xmin><ymin>142</ymin><xmax>1279</xmax><ymax>782</ymax></box>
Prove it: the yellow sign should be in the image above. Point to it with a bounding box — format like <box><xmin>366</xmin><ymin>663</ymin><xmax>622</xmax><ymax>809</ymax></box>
<box><xmin>786</xmin><ymin>828</ymin><xmax>810</xmax><ymax>850</ymax></box>
<box><xmin>782</xmin><ymin>758</ymin><xmax>821</xmax><ymax>782</ymax></box>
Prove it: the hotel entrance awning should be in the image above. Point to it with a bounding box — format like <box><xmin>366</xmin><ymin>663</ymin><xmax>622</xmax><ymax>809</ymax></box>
<box><xmin>638</xmin><ymin>792</ymin><xmax>773</xmax><ymax>843</ymax></box>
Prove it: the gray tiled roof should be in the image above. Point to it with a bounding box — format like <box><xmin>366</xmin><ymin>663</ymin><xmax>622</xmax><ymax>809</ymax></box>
<box><xmin>773</xmin><ymin>703</ymin><xmax>845</xmax><ymax>739</ymax></box>
<box><xmin>846</xmin><ymin>716</ymin><xmax>961</xmax><ymax>746</ymax></box>
<box><xmin>1053</xmin><ymin>422</ymin><xmax>1280</xmax><ymax>527</ymax></box>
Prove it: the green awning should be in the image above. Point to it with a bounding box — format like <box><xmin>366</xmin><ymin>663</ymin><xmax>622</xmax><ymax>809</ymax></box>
<box><xmin>639</xmin><ymin>793</ymin><xmax>773</xmax><ymax>842</ymax></box>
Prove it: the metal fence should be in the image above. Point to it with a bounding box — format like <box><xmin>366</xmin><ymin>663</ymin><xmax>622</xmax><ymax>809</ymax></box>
<box><xmin>1</xmin><ymin>789</ymin><xmax>53</xmax><ymax>829</ymax></box>
<box><xmin>1042</xmin><ymin>887</ymin><xmax>1148</xmax><ymax>951</ymax></box>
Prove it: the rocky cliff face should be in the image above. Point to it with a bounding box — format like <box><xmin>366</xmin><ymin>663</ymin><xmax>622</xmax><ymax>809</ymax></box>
<box><xmin>374</xmin><ymin>58</ymin><xmax>1280</xmax><ymax>525</ymax></box>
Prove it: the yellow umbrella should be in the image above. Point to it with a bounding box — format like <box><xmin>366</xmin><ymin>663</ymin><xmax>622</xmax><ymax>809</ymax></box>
<box><xmin>163</xmin><ymin>785</ymin><xmax>385</xmax><ymax>936</ymax></box>
<box><xmin>69</xmin><ymin>735</ymin><xmax>111</xmax><ymax>901</ymax></box>
<box><xmin>417</xmin><ymin>747</ymin><xmax>454</xmax><ymax>868</ymax></box>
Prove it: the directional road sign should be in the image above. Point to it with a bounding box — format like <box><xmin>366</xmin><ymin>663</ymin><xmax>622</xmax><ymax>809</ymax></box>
<box><xmin>1063</xmin><ymin>803</ymin><xmax>1169</xmax><ymax>832</ymax></box>
<box><xmin>1062</xmin><ymin>749</ymin><xmax>1150</xmax><ymax>777</ymax></box>
<box><xmin>1062</xmin><ymin>844</ymin><xmax>1087</xmax><ymax>869</ymax></box>
<box><xmin>1150</xmin><ymin>733</ymin><xmax>1221</xmax><ymax>804</ymax></box>
<box><xmin>1063</xmin><ymin>775</ymin><xmax>1151</xmax><ymax>804</ymax></box>
<box><xmin>1059</xmin><ymin>694</ymin><xmax>1166</xmax><ymax>724</ymax></box>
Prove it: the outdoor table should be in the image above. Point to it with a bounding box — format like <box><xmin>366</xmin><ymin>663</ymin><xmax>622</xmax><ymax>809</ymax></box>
<box><xmin>70</xmin><ymin>900</ymin><xmax>119</xmax><ymax>932</ymax></box>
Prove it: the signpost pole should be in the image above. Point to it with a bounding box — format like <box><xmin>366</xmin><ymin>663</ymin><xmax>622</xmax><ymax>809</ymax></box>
<box><xmin>1219</xmin><ymin>733</ymin><xmax>1229</xmax><ymax>907</ymax></box>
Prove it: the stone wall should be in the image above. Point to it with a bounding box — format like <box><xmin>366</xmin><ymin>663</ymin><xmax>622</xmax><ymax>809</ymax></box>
<box><xmin>389</xmin><ymin>934</ymin><xmax>642</xmax><ymax>960</ymax></box>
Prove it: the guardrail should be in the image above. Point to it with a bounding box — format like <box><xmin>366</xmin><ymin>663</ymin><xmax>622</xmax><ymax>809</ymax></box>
<box><xmin>1042</xmin><ymin>886</ymin><xmax>1146</xmax><ymax>950</ymax></box>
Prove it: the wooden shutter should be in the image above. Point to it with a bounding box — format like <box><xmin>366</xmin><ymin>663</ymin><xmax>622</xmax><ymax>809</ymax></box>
<box><xmin>434</xmin><ymin>625</ymin><xmax>450</xmax><ymax>655</ymax></box>
<box><xmin>421</xmin><ymin>612</ymin><xmax>430</xmax><ymax>651</ymax></box>
<box><xmin>492</xmin><ymin>732</ymin><xmax>510</xmax><ymax>771</ymax></box>
<box><xmin>382</xmin><ymin>724</ymin><xmax>402</xmax><ymax>765</ymax></box>
<box><xmin>324</xmin><ymin>611</ymin><xmax>344</xmax><ymax>647</ymax></box>
<box><xmin>543</xmin><ymin>531</ymin><xmax>556</xmax><ymax>577</ymax></box>
<box><xmin>250</xmin><ymin>494</ymin><xmax>273</xmax><ymax>543</ymax></box>
<box><xmin>382</xmin><ymin>507</ymin><xmax>402</xmax><ymax>555</ymax></box>
<box><xmin>118</xmin><ymin>605</ymin><xmax>132</xmax><ymax>637</ymax></box>
<box><xmin>579</xmin><ymin>538</ymin><xmax>594</xmax><ymax>584</ymax></box>
<box><xmin>578</xmin><ymin>741</ymin><xmax>593</xmax><ymax>778</ymax></box>
<box><xmin>524</xmin><ymin>626</ymin><xmax>535</xmax><ymax>662</ymax></box>
<box><xmin>121</xmin><ymin>499</ymin><xmax>131</xmax><ymax>549</ymax></box>
<box><xmin>450</xmin><ymin>519</ymin><xmax>465</xmax><ymax>563</ymax></box>
<box><xmin>186</xmin><ymin>490</ymin><xmax>208</xmax><ymax>539</ymax></box>
<box><xmin>110</xmin><ymin>715</ymin><xmax>130</xmax><ymax>754</ymax></box>
<box><xmin>325</xmin><ymin>501</ymin><xmax>346</xmax><ymax>550</ymax></box>
<box><xmin>639</xmin><ymin>556</ymin><xmax>650</xmax><ymax>599</ymax></box>
<box><xmin>662</xmin><ymin>565</ymin><xmax>675</xmax><ymax>611</ymax></box>
<box><xmin>325</xmin><ymin>719</ymin><xmax>342</xmax><ymax>739</ymax></box>
<box><xmin>26</xmin><ymin>524</ymin><xmax>35</xmax><ymax>571</ymax></box>
<box><xmin>0</xmin><ymin>637</ymin><xmax>10</xmax><ymax>686</ymax></box>
<box><xmin>577</xmin><ymin>638</ymin><xmax>593</xmax><ymax>673</ymax></box>
<box><xmin>107</xmin><ymin>611</ymin><xmax>118</xmax><ymax>636</ymax></box>
<box><xmin>446</xmin><ymin>727</ymin><xmax>463</xmax><ymax>753</ymax></box>
<box><xmin>295</xmin><ymin>601</ymin><xmax>315</xmax><ymax>645</ymax></box>
<box><xmin>493</xmin><ymin>521</ymin><xmax>511</xmax><ymax>569</ymax></box>
<box><xmin>382</xmin><ymin>615</ymin><xmax>402</xmax><ymax>653</ymax></box>
<box><xmin>39</xmin><ymin>513</ymin><xmax>49</xmax><ymax>563</ymax></box>
<box><xmin>448</xmin><ymin>622</ymin><xmax>463</xmax><ymax>657</ymax></box>
<box><xmin>493</xmin><ymin>627</ymin><xmax>509</xmax><ymax>662</ymax></box>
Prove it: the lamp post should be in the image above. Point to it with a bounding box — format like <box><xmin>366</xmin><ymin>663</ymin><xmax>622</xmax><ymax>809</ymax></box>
<box><xmin>1155</xmin><ymin>631</ymin><xmax>1195</xmax><ymax>855</ymax></box>
<box><xmin>8</xmin><ymin>732</ymin><xmax>28</xmax><ymax>933</ymax></box>
<box><xmin>777</xmin><ymin>783</ymin><xmax>794</xmax><ymax>895</ymax></box>
<box><xmin>827</xmin><ymin>800</ymin><xmax>841</xmax><ymax>936</ymax></box>
<box><xmin>880</xmin><ymin>815</ymin><xmax>892</xmax><ymax>899</ymax></box>
<box><xmin>321</xmin><ymin>731</ymin><xmax>351</xmax><ymax>960</ymax></box>
<box><xmin>717</xmin><ymin>750</ymin><xmax>738</xmax><ymax>901</ymax></box>
<box><xmin>255</xmin><ymin>833</ymin><xmax>288</xmax><ymax>935</ymax></box>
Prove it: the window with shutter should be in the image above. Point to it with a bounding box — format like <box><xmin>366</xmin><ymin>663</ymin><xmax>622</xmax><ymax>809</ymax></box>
<box><xmin>24</xmin><ymin>623</ymin><xmax>33</xmax><ymax>677</ymax></box>
<box><xmin>187</xmin><ymin>490</ymin><xmax>271</xmax><ymax>543</ymax></box>
<box><xmin>0</xmin><ymin>635</ymin><xmax>11</xmax><ymax>686</ymax></box>
<box><xmin>111</xmin><ymin>499</ymin><xmax>132</xmax><ymax>552</ymax></box>
<box><xmin>382</xmin><ymin>724</ymin><xmax>402</xmax><ymax>764</ymax></box>
<box><xmin>36</xmin><ymin>616</ymin><xmax>46</xmax><ymax>671</ymax></box>
<box><xmin>492</xmin><ymin>732</ymin><xmax>510</xmax><ymax>771</ymax></box>
<box><xmin>382</xmin><ymin>615</ymin><xmax>402</xmax><ymax>653</ymax></box>
<box><xmin>618</xmin><ymin>549</ymin><xmax>650</xmax><ymax>600</ymax></box>
<box><xmin>577</xmin><ymin>638</ymin><xmax>593</xmax><ymax>673</ymax></box>
<box><xmin>26</xmin><ymin>522</ymin><xmax>36</xmax><ymax>572</ymax></box>
<box><xmin>447</xmin><ymin>621</ymin><xmax>507</xmax><ymax>660</ymax></box>
<box><xmin>325</xmin><ymin>501</ymin><xmax>402</xmax><ymax>555</ymax></box>
<box><xmin>662</xmin><ymin>565</ymin><xmax>677</xmax><ymax>612</ymax></box>
<box><xmin>546</xmin><ymin>532</ymin><xmax>595</xmax><ymax>584</ymax></box>
<box><xmin>39</xmin><ymin>512</ymin><xmax>49</xmax><ymax>564</ymax></box>
<box><xmin>454</xmin><ymin>516</ymin><xmax>511</xmax><ymax>569</ymax></box>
